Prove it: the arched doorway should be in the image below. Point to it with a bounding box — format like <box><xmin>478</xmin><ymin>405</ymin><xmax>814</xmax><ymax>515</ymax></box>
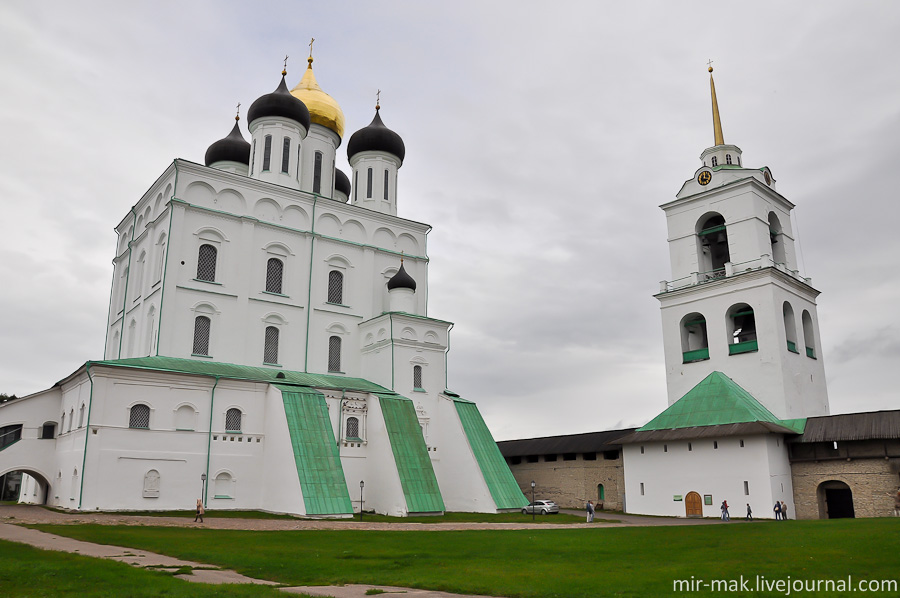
<box><xmin>0</xmin><ymin>469</ymin><xmax>51</xmax><ymax>505</ymax></box>
<box><xmin>597</xmin><ymin>484</ymin><xmax>605</xmax><ymax>509</ymax></box>
<box><xmin>685</xmin><ymin>491</ymin><xmax>703</xmax><ymax>517</ymax></box>
<box><xmin>817</xmin><ymin>480</ymin><xmax>855</xmax><ymax>519</ymax></box>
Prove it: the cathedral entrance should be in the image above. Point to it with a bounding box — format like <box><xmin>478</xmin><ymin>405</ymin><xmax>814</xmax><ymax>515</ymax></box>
<box><xmin>817</xmin><ymin>480</ymin><xmax>855</xmax><ymax>519</ymax></box>
<box><xmin>685</xmin><ymin>491</ymin><xmax>703</xmax><ymax>517</ymax></box>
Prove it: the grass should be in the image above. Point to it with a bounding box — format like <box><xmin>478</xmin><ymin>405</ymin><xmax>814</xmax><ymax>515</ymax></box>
<box><xmin>31</xmin><ymin>518</ymin><xmax>900</xmax><ymax>597</ymax></box>
<box><xmin>0</xmin><ymin>538</ymin><xmax>288</xmax><ymax>597</ymax></box>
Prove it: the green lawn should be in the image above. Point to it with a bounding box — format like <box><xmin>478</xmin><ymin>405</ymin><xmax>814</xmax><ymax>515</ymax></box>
<box><xmin>30</xmin><ymin>518</ymin><xmax>900</xmax><ymax>597</ymax></box>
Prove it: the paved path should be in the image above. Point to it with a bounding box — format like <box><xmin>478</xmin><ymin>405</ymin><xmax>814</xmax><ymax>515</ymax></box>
<box><xmin>0</xmin><ymin>505</ymin><xmax>726</xmax><ymax>597</ymax></box>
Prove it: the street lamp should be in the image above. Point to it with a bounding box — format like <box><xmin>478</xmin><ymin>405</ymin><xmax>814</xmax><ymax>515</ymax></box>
<box><xmin>200</xmin><ymin>473</ymin><xmax>207</xmax><ymax>504</ymax></box>
<box><xmin>531</xmin><ymin>480</ymin><xmax>536</xmax><ymax>522</ymax></box>
<box><xmin>359</xmin><ymin>480</ymin><xmax>365</xmax><ymax>522</ymax></box>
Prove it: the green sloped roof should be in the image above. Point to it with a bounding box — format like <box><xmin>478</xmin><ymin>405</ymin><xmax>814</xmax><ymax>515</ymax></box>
<box><xmin>454</xmin><ymin>399</ymin><xmax>528</xmax><ymax>510</ymax></box>
<box><xmin>376</xmin><ymin>394</ymin><xmax>445</xmax><ymax>513</ymax></box>
<box><xmin>277</xmin><ymin>386</ymin><xmax>353</xmax><ymax>515</ymax></box>
<box><xmin>639</xmin><ymin>372</ymin><xmax>787</xmax><ymax>431</ymax></box>
<box><xmin>89</xmin><ymin>356</ymin><xmax>393</xmax><ymax>394</ymax></box>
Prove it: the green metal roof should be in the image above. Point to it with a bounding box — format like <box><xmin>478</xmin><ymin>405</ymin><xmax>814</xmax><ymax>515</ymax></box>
<box><xmin>88</xmin><ymin>357</ymin><xmax>393</xmax><ymax>394</ymax></box>
<box><xmin>639</xmin><ymin>372</ymin><xmax>798</xmax><ymax>432</ymax></box>
<box><xmin>454</xmin><ymin>400</ymin><xmax>528</xmax><ymax>510</ymax></box>
<box><xmin>277</xmin><ymin>386</ymin><xmax>353</xmax><ymax>516</ymax></box>
<box><xmin>377</xmin><ymin>394</ymin><xmax>445</xmax><ymax>513</ymax></box>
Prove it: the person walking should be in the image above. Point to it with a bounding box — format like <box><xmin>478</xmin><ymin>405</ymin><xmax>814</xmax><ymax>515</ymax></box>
<box><xmin>746</xmin><ymin>503</ymin><xmax>752</xmax><ymax>521</ymax></box>
<box><xmin>586</xmin><ymin>500</ymin><xmax>595</xmax><ymax>523</ymax></box>
<box><xmin>720</xmin><ymin>500</ymin><xmax>730</xmax><ymax>521</ymax></box>
<box><xmin>780</xmin><ymin>501</ymin><xmax>788</xmax><ymax>520</ymax></box>
<box><xmin>773</xmin><ymin>501</ymin><xmax>782</xmax><ymax>520</ymax></box>
<box><xmin>194</xmin><ymin>498</ymin><xmax>204</xmax><ymax>523</ymax></box>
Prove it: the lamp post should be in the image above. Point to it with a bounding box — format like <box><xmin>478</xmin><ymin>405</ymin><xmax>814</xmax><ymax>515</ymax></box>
<box><xmin>531</xmin><ymin>480</ymin><xmax>536</xmax><ymax>522</ymax></box>
<box><xmin>359</xmin><ymin>480</ymin><xmax>364</xmax><ymax>522</ymax></box>
<box><xmin>200</xmin><ymin>473</ymin><xmax>207</xmax><ymax>505</ymax></box>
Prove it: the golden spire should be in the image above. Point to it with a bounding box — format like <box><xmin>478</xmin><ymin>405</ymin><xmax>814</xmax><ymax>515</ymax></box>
<box><xmin>290</xmin><ymin>43</ymin><xmax>346</xmax><ymax>137</ymax></box>
<box><xmin>708</xmin><ymin>61</ymin><xmax>724</xmax><ymax>146</ymax></box>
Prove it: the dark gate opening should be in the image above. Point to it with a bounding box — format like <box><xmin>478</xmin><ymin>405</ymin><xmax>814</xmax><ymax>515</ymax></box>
<box><xmin>825</xmin><ymin>488</ymin><xmax>855</xmax><ymax>519</ymax></box>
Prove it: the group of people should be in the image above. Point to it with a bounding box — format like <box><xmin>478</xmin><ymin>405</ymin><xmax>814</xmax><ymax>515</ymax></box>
<box><xmin>720</xmin><ymin>500</ymin><xmax>789</xmax><ymax>521</ymax></box>
<box><xmin>773</xmin><ymin>500</ymin><xmax>789</xmax><ymax>520</ymax></box>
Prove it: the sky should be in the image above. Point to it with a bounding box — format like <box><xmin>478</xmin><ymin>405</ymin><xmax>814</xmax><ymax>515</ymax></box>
<box><xmin>1</xmin><ymin>1</ymin><xmax>898</xmax><ymax>441</ymax></box>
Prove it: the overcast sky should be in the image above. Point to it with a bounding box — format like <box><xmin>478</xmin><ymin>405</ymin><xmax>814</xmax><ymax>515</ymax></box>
<box><xmin>1</xmin><ymin>1</ymin><xmax>898</xmax><ymax>440</ymax></box>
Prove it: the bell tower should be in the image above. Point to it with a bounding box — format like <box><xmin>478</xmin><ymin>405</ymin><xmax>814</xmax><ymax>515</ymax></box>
<box><xmin>655</xmin><ymin>66</ymin><xmax>829</xmax><ymax>420</ymax></box>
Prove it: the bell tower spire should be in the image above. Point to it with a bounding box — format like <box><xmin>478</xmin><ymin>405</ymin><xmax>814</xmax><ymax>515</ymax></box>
<box><xmin>708</xmin><ymin>61</ymin><xmax>725</xmax><ymax>146</ymax></box>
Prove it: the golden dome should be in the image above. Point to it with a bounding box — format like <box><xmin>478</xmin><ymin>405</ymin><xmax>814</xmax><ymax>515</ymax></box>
<box><xmin>290</xmin><ymin>57</ymin><xmax>345</xmax><ymax>138</ymax></box>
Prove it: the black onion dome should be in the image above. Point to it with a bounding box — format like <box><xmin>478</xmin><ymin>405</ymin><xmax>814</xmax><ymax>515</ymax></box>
<box><xmin>334</xmin><ymin>168</ymin><xmax>351</xmax><ymax>196</ymax></box>
<box><xmin>347</xmin><ymin>108</ymin><xmax>405</xmax><ymax>164</ymax></box>
<box><xmin>387</xmin><ymin>262</ymin><xmax>416</xmax><ymax>291</ymax></box>
<box><xmin>248</xmin><ymin>75</ymin><xmax>311</xmax><ymax>130</ymax></box>
<box><xmin>205</xmin><ymin>120</ymin><xmax>251</xmax><ymax>166</ymax></box>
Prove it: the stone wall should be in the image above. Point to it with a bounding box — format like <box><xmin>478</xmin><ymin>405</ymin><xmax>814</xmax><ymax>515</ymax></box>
<box><xmin>507</xmin><ymin>454</ymin><xmax>625</xmax><ymax>512</ymax></box>
<box><xmin>791</xmin><ymin>458</ymin><xmax>900</xmax><ymax>519</ymax></box>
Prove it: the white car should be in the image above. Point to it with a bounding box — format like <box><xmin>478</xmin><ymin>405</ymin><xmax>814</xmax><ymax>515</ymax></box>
<box><xmin>522</xmin><ymin>500</ymin><xmax>560</xmax><ymax>515</ymax></box>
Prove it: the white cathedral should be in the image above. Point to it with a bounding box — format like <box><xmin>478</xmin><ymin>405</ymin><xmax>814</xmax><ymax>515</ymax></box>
<box><xmin>0</xmin><ymin>54</ymin><xmax>528</xmax><ymax>516</ymax></box>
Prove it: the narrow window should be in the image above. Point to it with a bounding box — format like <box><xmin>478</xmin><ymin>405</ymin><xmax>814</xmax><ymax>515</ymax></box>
<box><xmin>78</xmin><ymin>404</ymin><xmax>85</xmax><ymax>428</ymax></box>
<box><xmin>263</xmin><ymin>326</ymin><xmax>279</xmax><ymax>364</ymax></box>
<box><xmin>262</xmin><ymin>135</ymin><xmax>272</xmax><ymax>171</ymax></box>
<box><xmin>713</xmin><ymin>441</ymin><xmax>718</xmax><ymax>449</ymax></box>
<box><xmin>737</xmin><ymin>155</ymin><xmax>741</xmax><ymax>166</ymax></box>
<box><xmin>681</xmin><ymin>313</ymin><xmax>709</xmax><ymax>363</ymax></box>
<box><xmin>366</xmin><ymin>168</ymin><xmax>373</xmax><ymax>198</ymax></box>
<box><xmin>193</xmin><ymin>316</ymin><xmax>211</xmax><ymax>356</ymax></box>
<box><xmin>225</xmin><ymin>408</ymin><xmax>242</xmax><ymax>432</ymax></box>
<box><xmin>250</xmin><ymin>140</ymin><xmax>256</xmax><ymax>175</ymax></box>
<box><xmin>640</xmin><ymin>483</ymin><xmax>645</xmax><ymax>496</ymax></box>
<box><xmin>740</xmin><ymin>439</ymin><xmax>745</xmax><ymax>447</ymax></box>
<box><xmin>711</xmin><ymin>156</ymin><xmax>718</xmax><ymax>167</ymax></box>
<box><xmin>346</xmin><ymin>416</ymin><xmax>360</xmax><ymax>439</ymax></box>
<box><xmin>784</xmin><ymin>302</ymin><xmax>799</xmax><ymax>353</ymax></box>
<box><xmin>60</xmin><ymin>413</ymin><xmax>65</xmax><ymax>433</ymax></box>
<box><xmin>802</xmin><ymin>310</ymin><xmax>816</xmax><ymax>358</ymax></box>
<box><xmin>697</xmin><ymin>214</ymin><xmax>730</xmax><ymax>275</ymax></box>
<box><xmin>383</xmin><ymin>169</ymin><xmax>389</xmax><ymax>200</ymax></box>
<box><xmin>729</xmin><ymin>304</ymin><xmax>758</xmax><ymax>354</ymax></box>
<box><xmin>196</xmin><ymin>244</ymin><xmax>217</xmax><ymax>282</ymax></box>
<box><xmin>688</xmin><ymin>442</ymin><xmax>692</xmax><ymax>451</ymax></box>
<box><xmin>129</xmin><ymin>404</ymin><xmax>150</xmax><ymax>429</ymax></box>
<box><xmin>281</xmin><ymin>137</ymin><xmax>290</xmax><ymax>173</ymax></box>
<box><xmin>328</xmin><ymin>336</ymin><xmax>342</xmax><ymax>372</ymax></box>
<box><xmin>726</xmin><ymin>154</ymin><xmax>732</xmax><ymax>165</ymax></box>
<box><xmin>664</xmin><ymin>444</ymin><xmax>668</xmax><ymax>453</ymax></box>
<box><xmin>354</xmin><ymin>170</ymin><xmax>358</xmax><ymax>202</ymax></box>
<box><xmin>67</xmin><ymin>409</ymin><xmax>73</xmax><ymax>432</ymax></box>
<box><xmin>327</xmin><ymin>270</ymin><xmax>343</xmax><ymax>304</ymax></box>
<box><xmin>743</xmin><ymin>481</ymin><xmax>750</xmax><ymax>495</ymax></box>
<box><xmin>265</xmin><ymin>258</ymin><xmax>284</xmax><ymax>294</ymax></box>
<box><xmin>313</xmin><ymin>151</ymin><xmax>323</xmax><ymax>194</ymax></box>
<box><xmin>640</xmin><ymin>446</ymin><xmax>645</xmax><ymax>454</ymax></box>
<box><xmin>413</xmin><ymin>365</ymin><xmax>423</xmax><ymax>389</ymax></box>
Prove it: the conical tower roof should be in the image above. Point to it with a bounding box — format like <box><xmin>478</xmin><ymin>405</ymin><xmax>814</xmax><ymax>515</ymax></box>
<box><xmin>290</xmin><ymin>56</ymin><xmax>345</xmax><ymax>140</ymax></box>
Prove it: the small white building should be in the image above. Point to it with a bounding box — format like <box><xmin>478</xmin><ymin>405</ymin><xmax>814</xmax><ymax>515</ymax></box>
<box><xmin>0</xmin><ymin>54</ymin><xmax>527</xmax><ymax>517</ymax></box>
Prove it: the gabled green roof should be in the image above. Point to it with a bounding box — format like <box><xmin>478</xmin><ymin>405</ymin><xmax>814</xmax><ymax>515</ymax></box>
<box><xmin>87</xmin><ymin>356</ymin><xmax>394</xmax><ymax>394</ymax></box>
<box><xmin>639</xmin><ymin>371</ymin><xmax>790</xmax><ymax>431</ymax></box>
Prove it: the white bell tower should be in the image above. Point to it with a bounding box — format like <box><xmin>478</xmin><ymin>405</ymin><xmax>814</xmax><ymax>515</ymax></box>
<box><xmin>655</xmin><ymin>67</ymin><xmax>829</xmax><ymax>420</ymax></box>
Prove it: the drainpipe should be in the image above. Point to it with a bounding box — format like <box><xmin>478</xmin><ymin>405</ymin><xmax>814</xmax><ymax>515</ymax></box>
<box><xmin>303</xmin><ymin>195</ymin><xmax>319</xmax><ymax>372</ymax></box>
<box><xmin>155</xmin><ymin>163</ymin><xmax>178</xmax><ymax>355</ymax></box>
<box><xmin>77</xmin><ymin>363</ymin><xmax>95</xmax><ymax>509</ymax></box>
<box><xmin>116</xmin><ymin>208</ymin><xmax>138</xmax><ymax>358</ymax></box>
<box><xmin>203</xmin><ymin>376</ymin><xmax>220</xmax><ymax>507</ymax></box>
<box><xmin>444</xmin><ymin>323</ymin><xmax>454</xmax><ymax>391</ymax></box>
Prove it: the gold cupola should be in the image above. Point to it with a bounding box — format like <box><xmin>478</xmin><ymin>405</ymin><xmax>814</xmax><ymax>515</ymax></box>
<box><xmin>290</xmin><ymin>55</ymin><xmax>345</xmax><ymax>139</ymax></box>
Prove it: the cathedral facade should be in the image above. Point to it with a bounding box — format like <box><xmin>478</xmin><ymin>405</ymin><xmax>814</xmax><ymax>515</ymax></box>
<box><xmin>0</xmin><ymin>55</ymin><xmax>527</xmax><ymax>517</ymax></box>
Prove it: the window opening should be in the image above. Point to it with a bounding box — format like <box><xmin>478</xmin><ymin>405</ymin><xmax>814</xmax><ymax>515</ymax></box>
<box><xmin>262</xmin><ymin>135</ymin><xmax>272</xmax><ymax>171</ymax></box>
<box><xmin>413</xmin><ymin>365</ymin><xmax>423</xmax><ymax>389</ymax></box>
<box><xmin>196</xmin><ymin>244</ymin><xmax>217</xmax><ymax>282</ymax></box>
<box><xmin>743</xmin><ymin>481</ymin><xmax>750</xmax><ymax>495</ymax></box>
<box><xmin>328</xmin><ymin>336</ymin><xmax>342</xmax><ymax>372</ymax></box>
<box><xmin>366</xmin><ymin>168</ymin><xmax>373</xmax><ymax>198</ymax></box>
<box><xmin>563</xmin><ymin>453</ymin><xmax>576</xmax><ymax>461</ymax></box>
<box><xmin>78</xmin><ymin>404</ymin><xmax>85</xmax><ymax>428</ymax></box>
<box><xmin>225</xmin><ymin>408</ymin><xmax>242</xmax><ymax>433</ymax></box>
<box><xmin>769</xmin><ymin>212</ymin><xmax>786</xmax><ymax>264</ymax></box>
<box><xmin>729</xmin><ymin>304</ymin><xmax>758</xmax><ymax>354</ymax></box>
<box><xmin>281</xmin><ymin>137</ymin><xmax>290</xmax><ymax>173</ymax></box>
<box><xmin>327</xmin><ymin>270</ymin><xmax>343</xmax><ymax>304</ymax></box>
<box><xmin>354</xmin><ymin>170</ymin><xmax>358</xmax><ymax>202</ymax></box>
<box><xmin>129</xmin><ymin>404</ymin><xmax>150</xmax><ymax>429</ymax></box>
<box><xmin>250</xmin><ymin>140</ymin><xmax>256</xmax><ymax>175</ymax></box>
<box><xmin>313</xmin><ymin>152</ymin><xmax>323</xmax><ymax>194</ymax></box>
<box><xmin>264</xmin><ymin>326</ymin><xmax>279</xmax><ymax>364</ymax></box>
<box><xmin>265</xmin><ymin>258</ymin><xmax>284</xmax><ymax>294</ymax></box>
<box><xmin>640</xmin><ymin>483</ymin><xmax>645</xmax><ymax>495</ymax></box>
<box><xmin>784</xmin><ymin>302</ymin><xmax>799</xmax><ymax>353</ymax></box>
<box><xmin>346</xmin><ymin>416</ymin><xmax>360</xmax><ymax>439</ymax></box>
<box><xmin>681</xmin><ymin>313</ymin><xmax>709</xmax><ymax>363</ymax></box>
<box><xmin>41</xmin><ymin>423</ymin><xmax>56</xmax><ymax>439</ymax></box>
<box><xmin>583</xmin><ymin>452</ymin><xmax>597</xmax><ymax>461</ymax></box>
<box><xmin>193</xmin><ymin>315</ymin><xmax>211</xmax><ymax>356</ymax></box>
<box><xmin>698</xmin><ymin>214</ymin><xmax>730</xmax><ymax>276</ymax></box>
<box><xmin>711</xmin><ymin>156</ymin><xmax>718</xmax><ymax>167</ymax></box>
<box><xmin>603</xmin><ymin>450</ymin><xmax>619</xmax><ymax>460</ymax></box>
<box><xmin>726</xmin><ymin>154</ymin><xmax>732</xmax><ymax>165</ymax></box>
<box><xmin>383</xmin><ymin>169</ymin><xmax>389</xmax><ymax>200</ymax></box>
<box><xmin>802</xmin><ymin>310</ymin><xmax>816</xmax><ymax>358</ymax></box>
<box><xmin>544</xmin><ymin>454</ymin><xmax>557</xmax><ymax>462</ymax></box>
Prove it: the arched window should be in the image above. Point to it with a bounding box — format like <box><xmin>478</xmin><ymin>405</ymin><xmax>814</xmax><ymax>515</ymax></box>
<box><xmin>129</xmin><ymin>404</ymin><xmax>151</xmax><ymax>429</ymax></box>
<box><xmin>346</xmin><ymin>416</ymin><xmax>360</xmax><ymax>439</ymax></box>
<box><xmin>366</xmin><ymin>168</ymin><xmax>373</xmax><ymax>198</ymax></box>
<box><xmin>196</xmin><ymin>244</ymin><xmax>217</xmax><ymax>282</ymax></box>
<box><xmin>281</xmin><ymin>137</ymin><xmax>290</xmax><ymax>173</ymax></box>
<box><xmin>680</xmin><ymin>313</ymin><xmax>709</xmax><ymax>363</ymax></box>
<box><xmin>328</xmin><ymin>336</ymin><xmax>342</xmax><ymax>372</ymax></box>
<box><xmin>697</xmin><ymin>214</ymin><xmax>730</xmax><ymax>278</ymax></box>
<box><xmin>728</xmin><ymin>304</ymin><xmax>758</xmax><ymax>355</ymax></box>
<box><xmin>327</xmin><ymin>270</ymin><xmax>344</xmax><ymax>304</ymax></box>
<box><xmin>225</xmin><ymin>408</ymin><xmax>242</xmax><ymax>432</ymax></box>
<box><xmin>214</xmin><ymin>472</ymin><xmax>233</xmax><ymax>499</ymax></box>
<box><xmin>175</xmin><ymin>405</ymin><xmax>195</xmax><ymax>431</ymax></box>
<box><xmin>60</xmin><ymin>412</ymin><xmax>65</xmax><ymax>433</ymax></box>
<box><xmin>68</xmin><ymin>408</ymin><xmax>73</xmax><ymax>432</ymax></box>
<box><xmin>133</xmin><ymin>251</ymin><xmax>146</xmax><ymax>301</ymax></box>
<box><xmin>711</xmin><ymin>156</ymin><xmax>718</xmax><ymax>167</ymax></box>
<box><xmin>413</xmin><ymin>365</ymin><xmax>423</xmax><ymax>389</ymax></box>
<box><xmin>78</xmin><ymin>404</ymin><xmax>85</xmax><ymax>428</ymax></box>
<box><xmin>193</xmin><ymin>315</ymin><xmax>211</xmax><ymax>356</ymax></box>
<box><xmin>155</xmin><ymin>234</ymin><xmax>167</xmax><ymax>282</ymax></box>
<box><xmin>783</xmin><ymin>302</ymin><xmax>799</xmax><ymax>353</ymax></box>
<box><xmin>265</xmin><ymin>258</ymin><xmax>284</xmax><ymax>294</ymax></box>
<box><xmin>598</xmin><ymin>484</ymin><xmax>605</xmax><ymax>502</ymax></box>
<box><xmin>313</xmin><ymin>151</ymin><xmax>323</xmax><ymax>194</ymax></box>
<box><xmin>726</xmin><ymin>154</ymin><xmax>732</xmax><ymax>165</ymax></box>
<box><xmin>768</xmin><ymin>212</ymin><xmax>786</xmax><ymax>264</ymax></box>
<box><xmin>802</xmin><ymin>310</ymin><xmax>816</xmax><ymax>358</ymax></box>
<box><xmin>384</xmin><ymin>169</ymin><xmax>389</xmax><ymax>200</ymax></box>
<box><xmin>264</xmin><ymin>326</ymin><xmax>279</xmax><ymax>364</ymax></box>
<box><xmin>262</xmin><ymin>134</ymin><xmax>272</xmax><ymax>171</ymax></box>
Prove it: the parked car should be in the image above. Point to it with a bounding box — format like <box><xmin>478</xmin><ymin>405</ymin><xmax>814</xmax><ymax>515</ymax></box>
<box><xmin>522</xmin><ymin>500</ymin><xmax>559</xmax><ymax>515</ymax></box>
